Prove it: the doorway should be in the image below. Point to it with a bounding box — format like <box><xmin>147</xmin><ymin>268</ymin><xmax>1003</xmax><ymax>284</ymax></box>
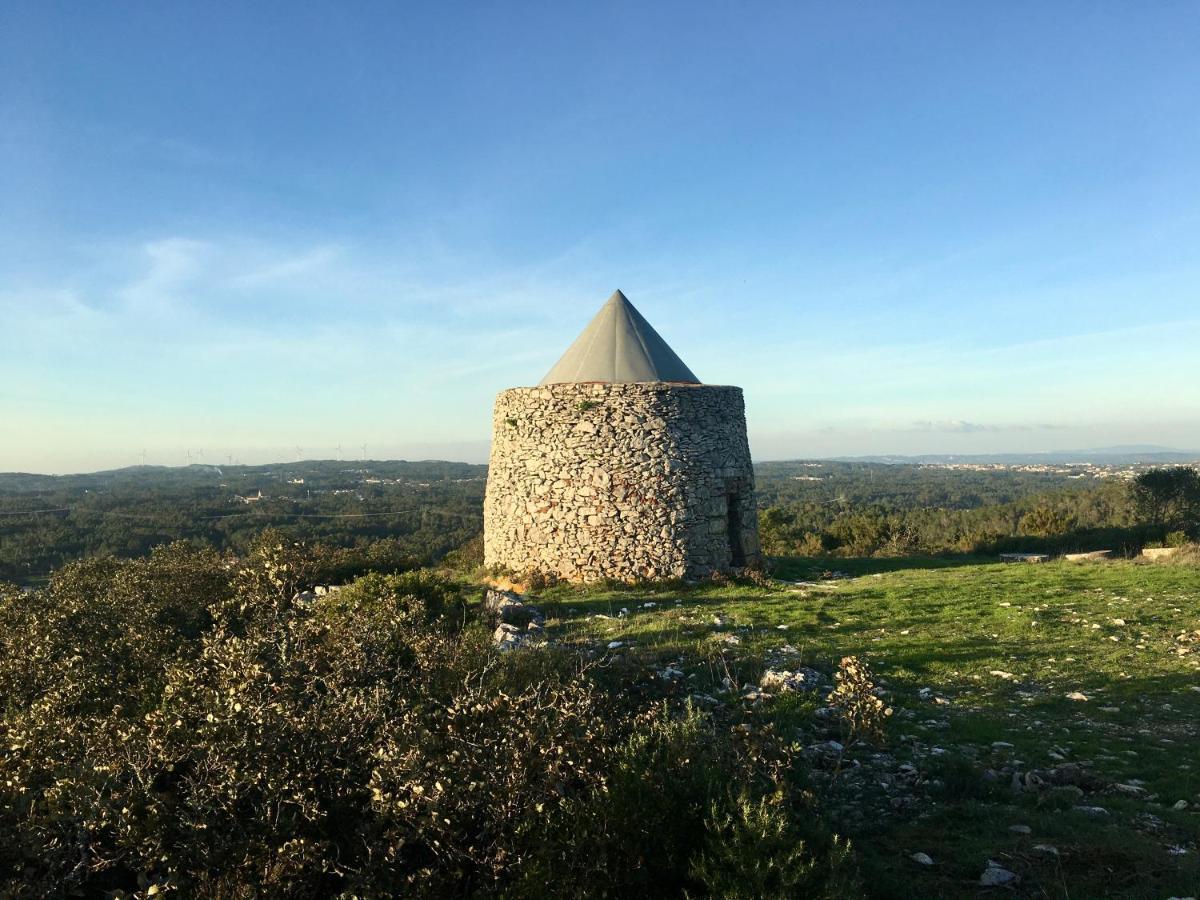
<box><xmin>726</xmin><ymin>491</ymin><xmax>746</xmax><ymax>567</ymax></box>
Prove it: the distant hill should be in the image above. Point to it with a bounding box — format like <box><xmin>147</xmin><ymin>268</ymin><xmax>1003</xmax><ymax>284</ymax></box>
<box><xmin>0</xmin><ymin>459</ymin><xmax>488</xmax><ymax>494</ymax></box>
<box><xmin>826</xmin><ymin>447</ymin><xmax>1199</xmax><ymax>466</ymax></box>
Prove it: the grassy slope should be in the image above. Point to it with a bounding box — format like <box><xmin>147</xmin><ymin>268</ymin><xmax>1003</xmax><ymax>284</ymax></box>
<box><xmin>536</xmin><ymin>557</ymin><xmax>1200</xmax><ymax>899</ymax></box>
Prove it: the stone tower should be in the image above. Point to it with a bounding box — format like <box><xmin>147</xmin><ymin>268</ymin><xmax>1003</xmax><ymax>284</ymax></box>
<box><xmin>484</xmin><ymin>290</ymin><xmax>760</xmax><ymax>582</ymax></box>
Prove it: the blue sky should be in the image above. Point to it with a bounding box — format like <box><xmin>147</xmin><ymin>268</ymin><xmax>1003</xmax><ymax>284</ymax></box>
<box><xmin>2</xmin><ymin>2</ymin><xmax>1198</xmax><ymax>473</ymax></box>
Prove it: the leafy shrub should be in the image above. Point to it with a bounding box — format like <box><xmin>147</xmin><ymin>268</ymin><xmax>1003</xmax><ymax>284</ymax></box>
<box><xmin>797</xmin><ymin>531</ymin><xmax>828</xmax><ymax>556</ymax></box>
<box><xmin>827</xmin><ymin>656</ymin><xmax>892</xmax><ymax>746</ymax></box>
<box><xmin>440</xmin><ymin>532</ymin><xmax>484</xmax><ymax>572</ymax></box>
<box><xmin>690</xmin><ymin>792</ymin><xmax>860</xmax><ymax>899</ymax></box>
<box><xmin>520</xmin><ymin>567</ymin><xmax>559</xmax><ymax>591</ymax></box>
<box><xmin>1019</xmin><ymin>505</ymin><xmax>1074</xmax><ymax>537</ymax></box>
<box><xmin>513</xmin><ymin>703</ymin><xmax>856</xmax><ymax>898</ymax></box>
<box><xmin>0</xmin><ymin>541</ymin><xmax>853</xmax><ymax>897</ymax></box>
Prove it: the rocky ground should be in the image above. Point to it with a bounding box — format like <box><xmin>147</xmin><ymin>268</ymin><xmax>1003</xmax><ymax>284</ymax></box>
<box><xmin>510</xmin><ymin>556</ymin><xmax>1200</xmax><ymax>898</ymax></box>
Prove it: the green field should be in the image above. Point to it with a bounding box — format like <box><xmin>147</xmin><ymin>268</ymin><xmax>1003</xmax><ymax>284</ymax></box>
<box><xmin>538</xmin><ymin>556</ymin><xmax>1200</xmax><ymax>898</ymax></box>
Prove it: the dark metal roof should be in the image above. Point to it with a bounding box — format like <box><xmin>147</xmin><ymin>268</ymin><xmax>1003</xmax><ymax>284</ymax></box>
<box><xmin>539</xmin><ymin>290</ymin><xmax>699</xmax><ymax>385</ymax></box>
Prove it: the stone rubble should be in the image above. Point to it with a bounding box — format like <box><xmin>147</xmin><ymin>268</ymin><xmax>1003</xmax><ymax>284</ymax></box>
<box><xmin>483</xmin><ymin>588</ymin><xmax>546</xmax><ymax>652</ymax></box>
<box><xmin>759</xmin><ymin>667</ymin><xmax>826</xmax><ymax>694</ymax></box>
<box><xmin>979</xmin><ymin>861</ymin><xmax>1018</xmax><ymax>886</ymax></box>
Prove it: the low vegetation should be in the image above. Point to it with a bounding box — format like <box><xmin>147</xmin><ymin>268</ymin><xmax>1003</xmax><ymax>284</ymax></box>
<box><xmin>759</xmin><ymin>466</ymin><xmax>1200</xmax><ymax>558</ymax></box>
<box><xmin>0</xmin><ymin>536</ymin><xmax>856</xmax><ymax>898</ymax></box>
<box><xmin>538</xmin><ymin>554</ymin><xmax>1200</xmax><ymax>898</ymax></box>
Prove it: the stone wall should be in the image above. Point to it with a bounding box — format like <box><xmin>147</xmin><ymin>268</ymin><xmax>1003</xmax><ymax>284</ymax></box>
<box><xmin>484</xmin><ymin>382</ymin><xmax>760</xmax><ymax>581</ymax></box>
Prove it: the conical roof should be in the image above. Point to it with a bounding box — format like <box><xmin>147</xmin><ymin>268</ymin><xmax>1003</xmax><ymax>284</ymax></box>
<box><xmin>539</xmin><ymin>290</ymin><xmax>699</xmax><ymax>385</ymax></box>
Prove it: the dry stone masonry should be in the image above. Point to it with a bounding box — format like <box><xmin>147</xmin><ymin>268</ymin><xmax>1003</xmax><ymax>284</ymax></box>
<box><xmin>484</xmin><ymin>291</ymin><xmax>760</xmax><ymax>582</ymax></box>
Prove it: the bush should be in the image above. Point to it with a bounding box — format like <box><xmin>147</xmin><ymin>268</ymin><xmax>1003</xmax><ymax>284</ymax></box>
<box><xmin>1019</xmin><ymin>505</ymin><xmax>1074</xmax><ymax>537</ymax></box>
<box><xmin>512</xmin><ymin>704</ymin><xmax>858</xmax><ymax>898</ymax></box>
<box><xmin>0</xmin><ymin>542</ymin><xmax>853</xmax><ymax>897</ymax></box>
<box><xmin>690</xmin><ymin>793</ymin><xmax>860</xmax><ymax>899</ymax></box>
<box><xmin>827</xmin><ymin>656</ymin><xmax>892</xmax><ymax>746</ymax></box>
<box><xmin>440</xmin><ymin>532</ymin><xmax>484</xmax><ymax>572</ymax></box>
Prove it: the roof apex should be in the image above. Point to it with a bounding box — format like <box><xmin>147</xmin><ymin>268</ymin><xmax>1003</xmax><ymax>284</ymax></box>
<box><xmin>539</xmin><ymin>290</ymin><xmax>699</xmax><ymax>385</ymax></box>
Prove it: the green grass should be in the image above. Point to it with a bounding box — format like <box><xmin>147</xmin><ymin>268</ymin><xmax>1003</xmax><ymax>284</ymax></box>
<box><xmin>535</xmin><ymin>557</ymin><xmax>1200</xmax><ymax>899</ymax></box>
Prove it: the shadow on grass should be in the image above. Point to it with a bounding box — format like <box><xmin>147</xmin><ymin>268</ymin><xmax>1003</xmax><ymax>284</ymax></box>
<box><xmin>769</xmin><ymin>554</ymin><xmax>997</xmax><ymax>579</ymax></box>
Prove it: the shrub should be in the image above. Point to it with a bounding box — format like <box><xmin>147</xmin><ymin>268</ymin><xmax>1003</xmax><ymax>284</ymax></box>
<box><xmin>690</xmin><ymin>792</ymin><xmax>861</xmax><ymax>899</ymax></box>
<box><xmin>827</xmin><ymin>656</ymin><xmax>892</xmax><ymax>746</ymax></box>
<box><xmin>796</xmin><ymin>531</ymin><xmax>827</xmax><ymax>557</ymax></box>
<box><xmin>1019</xmin><ymin>505</ymin><xmax>1074</xmax><ymax>537</ymax></box>
<box><xmin>440</xmin><ymin>532</ymin><xmax>484</xmax><ymax>572</ymax></box>
<box><xmin>0</xmin><ymin>543</ymin><xmax>854</xmax><ymax>897</ymax></box>
<box><xmin>513</xmin><ymin>705</ymin><xmax>857</xmax><ymax>898</ymax></box>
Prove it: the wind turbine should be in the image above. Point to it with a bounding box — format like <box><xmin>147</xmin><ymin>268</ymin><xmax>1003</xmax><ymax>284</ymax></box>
<box><xmin>294</xmin><ymin>446</ymin><xmax>304</xmax><ymax>462</ymax></box>
<box><xmin>140</xmin><ymin>449</ymin><xmax>147</xmax><ymax>466</ymax></box>
<box><xmin>360</xmin><ymin>443</ymin><xmax>367</xmax><ymax>461</ymax></box>
<box><xmin>336</xmin><ymin>442</ymin><xmax>343</xmax><ymax>461</ymax></box>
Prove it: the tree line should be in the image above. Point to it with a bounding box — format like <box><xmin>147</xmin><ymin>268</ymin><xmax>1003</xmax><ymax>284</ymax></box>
<box><xmin>757</xmin><ymin>467</ymin><xmax>1200</xmax><ymax>558</ymax></box>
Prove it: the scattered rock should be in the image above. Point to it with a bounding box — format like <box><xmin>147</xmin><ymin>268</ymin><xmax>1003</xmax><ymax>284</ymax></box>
<box><xmin>485</xmin><ymin>588</ymin><xmax>546</xmax><ymax>627</ymax></box>
<box><xmin>759</xmin><ymin>668</ymin><xmax>824</xmax><ymax>693</ymax></box>
<box><xmin>1173</xmin><ymin>800</ymin><xmax>1189</xmax><ymax>810</ymax></box>
<box><xmin>1047</xmin><ymin>763</ymin><xmax>1106</xmax><ymax>792</ymax></box>
<box><xmin>1032</xmin><ymin>844</ymin><xmax>1059</xmax><ymax>857</ymax></box>
<box><xmin>1011</xmin><ymin>771</ymin><xmax>1045</xmax><ymax>792</ymax></box>
<box><xmin>493</xmin><ymin>623</ymin><xmax>541</xmax><ymax>652</ymax></box>
<box><xmin>979</xmin><ymin>861</ymin><xmax>1018</xmax><ymax>886</ymax></box>
<box><xmin>910</xmin><ymin>852</ymin><xmax>934</xmax><ymax>866</ymax></box>
<box><xmin>1073</xmin><ymin>805</ymin><xmax>1109</xmax><ymax>816</ymax></box>
<box><xmin>485</xmin><ymin>589</ymin><xmax>548</xmax><ymax>651</ymax></box>
<box><xmin>1065</xmin><ymin>691</ymin><xmax>1089</xmax><ymax>702</ymax></box>
<box><xmin>1113</xmin><ymin>783</ymin><xmax>1146</xmax><ymax>796</ymax></box>
<box><xmin>607</xmin><ymin>641</ymin><xmax>625</xmax><ymax>650</ymax></box>
<box><xmin>1009</xmin><ymin>824</ymin><xmax>1032</xmax><ymax>834</ymax></box>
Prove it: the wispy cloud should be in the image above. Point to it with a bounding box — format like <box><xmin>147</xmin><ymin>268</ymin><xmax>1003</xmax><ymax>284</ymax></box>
<box><xmin>909</xmin><ymin>420</ymin><xmax>1061</xmax><ymax>434</ymax></box>
<box><xmin>229</xmin><ymin>244</ymin><xmax>345</xmax><ymax>288</ymax></box>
